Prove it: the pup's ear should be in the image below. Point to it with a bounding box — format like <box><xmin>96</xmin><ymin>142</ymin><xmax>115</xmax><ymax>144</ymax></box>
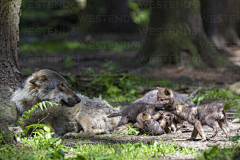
<box><xmin>29</xmin><ymin>76</ymin><xmax>47</xmax><ymax>87</ymax></box>
<box><xmin>157</xmin><ymin>87</ymin><xmax>163</xmax><ymax>92</ymax></box>
<box><xmin>164</xmin><ymin>89</ymin><xmax>173</xmax><ymax>97</ymax></box>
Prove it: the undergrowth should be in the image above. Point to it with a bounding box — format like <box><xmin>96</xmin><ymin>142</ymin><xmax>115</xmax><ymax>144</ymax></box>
<box><xmin>0</xmin><ymin>138</ymin><xmax>197</xmax><ymax>160</ymax></box>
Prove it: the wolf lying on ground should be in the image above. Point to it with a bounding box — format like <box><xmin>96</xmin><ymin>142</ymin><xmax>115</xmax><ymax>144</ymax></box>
<box><xmin>11</xmin><ymin>69</ymin><xmax>81</xmax><ymax>129</ymax></box>
<box><xmin>59</xmin><ymin>94</ymin><xmax>121</xmax><ymax>138</ymax></box>
<box><xmin>163</xmin><ymin>103</ymin><xmax>231</xmax><ymax>141</ymax></box>
<box><xmin>11</xmin><ymin>69</ymin><xmax>120</xmax><ymax>137</ymax></box>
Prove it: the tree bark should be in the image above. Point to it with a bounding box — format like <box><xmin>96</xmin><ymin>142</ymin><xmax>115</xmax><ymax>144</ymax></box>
<box><xmin>87</xmin><ymin>0</ymin><xmax>138</xmax><ymax>32</ymax></box>
<box><xmin>201</xmin><ymin>0</ymin><xmax>240</xmax><ymax>51</ymax></box>
<box><xmin>134</xmin><ymin>0</ymin><xmax>235</xmax><ymax>68</ymax></box>
<box><xmin>0</xmin><ymin>0</ymin><xmax>22</xmax><ymax>144</ymax></box>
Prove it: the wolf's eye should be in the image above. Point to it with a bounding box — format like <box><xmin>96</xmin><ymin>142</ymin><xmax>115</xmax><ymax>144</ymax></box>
<box><xmin>59</xmin><ymin>83</ymin><xmax>66</xmax><ymax>91</ymax></box>
<box><xmin>160</xmin><ymin>99</ymin><xmax>163</xmax><ymax>102</ymax></box>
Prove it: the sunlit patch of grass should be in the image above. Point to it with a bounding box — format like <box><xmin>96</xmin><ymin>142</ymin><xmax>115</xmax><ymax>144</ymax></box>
<box><xmin>0</xmin><ymin>138</ymin><xmax>197</xmax><ymax>160</ymax></box>
<box><xmin>19</xmin><ymin>40</ymin><xmax>140</xmax><ymax>54</ymax></box>
<box><xmin>72</xmin><ymin>141</ymin><xmax>198</xmax><ymax>160</ymax></box>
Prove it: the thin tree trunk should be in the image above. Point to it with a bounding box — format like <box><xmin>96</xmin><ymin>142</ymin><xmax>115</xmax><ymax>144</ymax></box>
<box><xmin>0</xmin><ymin>0</ymin><xmax>22</xmax><ymax>144</ymax></box>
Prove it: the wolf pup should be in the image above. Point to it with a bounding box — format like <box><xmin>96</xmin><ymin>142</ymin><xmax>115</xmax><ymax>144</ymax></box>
<box><xmin>135</xmin><ymin>111</ymin><xmax>174</xmax><ymax>134</ymax></box>
<box><xmin>134</xmin><ymin>112</ymin><xmax>165</xmax><ymax>135</ymax></box>
<box><xmin>155</xmin><ymin>111</ymin><xmax>175</xmax><ymax>133</ymax></box>
<box><xmin>155</xmin><ymin>87</ymin><xmax>202</xmax><ymax>132</ymax></box>
<box><xmin>108</xmin><ymin>103</ymin><xmax>161</xmax><ymax>129</ymax></box>
<box><xmin>164</xmin><ymin>103</ymin><xmax>231</xmax><ymax>141</ymax></box>
<box><xmin>11</xmin><ymin>69</ymin><xmax>81</xmax><ymax>129</ymax></box>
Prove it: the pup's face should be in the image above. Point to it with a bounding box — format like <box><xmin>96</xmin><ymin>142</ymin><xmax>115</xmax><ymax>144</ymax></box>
<box><xmin>156</xmin><ymin>87</ymin><xmax>174</xmax><ymax>110</ymax></box>
<box><xmin>28</xmin><ymin>70</ymin><xmax>81</xmax><ymax>107</ymax></box>
<box><xmin>175</xmin><ymin>105</ymin><xmax>184</xmax><ymax>115</ymax></box>
<box><xmin>142</xmin><ymin>113</ymin><xmax>152</xmax><ymax>121</ymax></box>
<box><xmin>159</xmin><ymin>112</ymin><xmax>173</xmax><ymax>128</ymax></box>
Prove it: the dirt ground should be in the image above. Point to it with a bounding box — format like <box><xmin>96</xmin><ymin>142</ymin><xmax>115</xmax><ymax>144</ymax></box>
<box><xmin>63</xmin><ymin>120</ymin><xmax>240</xmax><ymax>160</ymax></box>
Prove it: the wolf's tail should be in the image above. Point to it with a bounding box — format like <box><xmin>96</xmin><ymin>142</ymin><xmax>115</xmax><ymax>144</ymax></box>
<box><xmin>188</xmin><ymin>87</ymin><xmax>202</xmax><ymax>99</ymax></box>
<box><xmin>107</xmin><ymin>113</ymin><xmax>121</xmax><ymax>118</ymax></box>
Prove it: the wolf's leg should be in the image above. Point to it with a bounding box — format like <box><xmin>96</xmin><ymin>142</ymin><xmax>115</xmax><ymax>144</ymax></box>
<box><xmin>205</xmin><ymin>119</ymin><xmax>218</xmax><ymax>138</ymax></box>
<box><xmin>113</xmin><ymin>123</ymin><xmax>133</xmax><ymax>134</ymax></box>
<box><xmin>176</xmin><ymin>120</ymin><xmax>184</xmax><ymax>133</ymax></box>
<box><xmin>194</xmin><ymin>120</ymin><xmax>206</xmax><ymax>141</ymax></box>
<box><xmin>91</xmin><ymin>129</ymin><xmax>105</xmax><ymax>135</ymax></box>
<box><xmin>152</xmin><ymin>111</ymin><xmax>164</xmax><ymax>120</ymax></box>
<box><xmin>188</xmin><ymin>126</ymin><xmax>198</xmax><ymax>140</ymax></box>
<box><xmin>116</xmin><ymin>116</ymin><xmax>129</xmax><ymax>128</ymax></box>
<box><xmin>218</xmin><ymin>120</ymin><xmax>231</xmax><ymax>139</ymax></box>
<box><xmin>171</xmin><ymin>122</ymin><xmax>177</xmax><ymax>132</ymax></box>
<box><xmin>134</xmin><ymin>122</ymin><xmax>143</xmax><ymax>129</ymax></box>
<box><xmin>78</xmin><ymin>116</ymin><xmax>93</xmax><ymax>133</ymax></box>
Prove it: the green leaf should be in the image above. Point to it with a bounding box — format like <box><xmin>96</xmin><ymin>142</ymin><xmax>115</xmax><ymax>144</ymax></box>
<box><xmin>43</xmin><ymin>126</ymin><xmax>51</xmax><ymax>133</ymax></box>
<box><xmin>50</xmin><ymin>137</ymin><xmax>60</xmax><ymax>144</ymax></box>
<box><xmin>39</xmin><ymin>103</ymin><xmax>43</xmax><ymax>110</ymax></box>
<box><xmin>230</xmin><ymin>136</ymin><xmax>240</xmax><ymax>142</ymax></box>
<box><xmin>42</xmin><ymin>102</ymin><xmax>47</xmax><ymax>109</ymax></box>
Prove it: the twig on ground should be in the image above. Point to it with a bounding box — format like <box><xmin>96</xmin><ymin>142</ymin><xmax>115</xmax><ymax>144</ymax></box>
<box><xmin>29</xmin><ymin>113</ymin><xmax>50</xmax><ymax>137</ymax></box>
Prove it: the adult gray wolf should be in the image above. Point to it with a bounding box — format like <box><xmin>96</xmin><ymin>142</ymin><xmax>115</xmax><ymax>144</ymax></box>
<box><xmin>11</xmin><ymin>69</ymin><xmax>120</xmax><ymax>137</ymax></box>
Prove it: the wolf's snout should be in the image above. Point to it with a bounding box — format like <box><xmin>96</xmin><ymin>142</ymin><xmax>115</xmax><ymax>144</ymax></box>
<box><xmin>67</xmin><ymin>97</ymin><xmax>80</xmax><ymax>106</ymax></box>
<box><xmin>75</xmin><ymin>96</ymin><xmax>81</xmax><ymax>103</ymax></box>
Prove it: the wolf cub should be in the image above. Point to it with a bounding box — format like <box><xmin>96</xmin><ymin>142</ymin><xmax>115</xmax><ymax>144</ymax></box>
<box><xmin>164</xmin><ymin>103</ymin><xmax>231</xmax><ymax>141</ymax></box>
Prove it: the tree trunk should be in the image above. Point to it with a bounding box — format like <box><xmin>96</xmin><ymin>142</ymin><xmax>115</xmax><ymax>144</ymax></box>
<box><xmin>134</xmin><ymin>0</ymin><xmax>235</xmax><ymax>68</ymax></box>
<box><xmin>0</xmin><ymin>0</ymin><xmax>22</xmax><ymax>144</ymax></box>
<box><xmin>201</xmin><ymin>0</ymin><xmax>240</xmax><ymax>50</ymax></box>
<box><xmin>87</xmin><ymin>0</ymin><xmax>138</xmax><ymax>32</ymax></box>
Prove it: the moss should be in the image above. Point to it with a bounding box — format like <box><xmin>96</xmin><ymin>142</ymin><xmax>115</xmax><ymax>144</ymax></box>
<box><xmin>0</xmin><ymin>91</ymin><xmax>17</xmax><ymax>144</ymax></box>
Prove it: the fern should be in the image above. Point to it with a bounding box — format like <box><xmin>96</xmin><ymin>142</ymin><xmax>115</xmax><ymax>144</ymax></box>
<box><xmin>18</xmin><ymin>101</ymin><xmax>60</xmax><ymax>125</ymax></box>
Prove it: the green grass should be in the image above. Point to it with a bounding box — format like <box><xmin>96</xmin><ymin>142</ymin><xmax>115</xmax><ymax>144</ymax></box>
<box><xmin>195</xmin><ymin>145</ymin><xmax>238</xmax><ymax>160</ymax></box>
<box><xmin>19</xmin><ymin>40</ymin><xmax>140</xmax><ymax>55</ymax></box>
<box><xmin>0</xmin><ymin>139</ymin><xmax>198</xmax><ymax>160</ymax></box>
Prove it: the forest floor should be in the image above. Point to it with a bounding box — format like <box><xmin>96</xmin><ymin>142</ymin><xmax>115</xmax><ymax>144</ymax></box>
<box><xmin>62</xmin><ymin>121</ymin><xmax>240</xmax><ymax>159</ymax></box>
<box><xmin>16</xmin><ymin>33</ymin><xmax>240</xmax><ymax>159</ymax></box>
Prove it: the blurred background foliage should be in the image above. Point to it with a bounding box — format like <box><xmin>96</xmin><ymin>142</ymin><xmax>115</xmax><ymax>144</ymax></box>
<box><xmin>20</xmin><ymin>0</ymin><xmax>150</xmax><ymax>34</ymax></box>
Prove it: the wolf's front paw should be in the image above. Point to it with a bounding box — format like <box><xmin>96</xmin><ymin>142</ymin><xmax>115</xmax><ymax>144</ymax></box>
<box><xmin>186</xmin><ymin>137</ymin><xmax>196</xmax><ymax>141</ymax></box>
<box><xmin>201</xmin><ymin>138</ymin><xmax>207</xmax><ymax>142</ymax></box>
<box><xmin>63</xmin><ymin>133</ymin><xmax>77</xmax><ymax>139</ymax></box>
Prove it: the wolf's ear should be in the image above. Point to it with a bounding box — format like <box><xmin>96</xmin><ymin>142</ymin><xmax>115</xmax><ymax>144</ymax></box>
<box><xmin>157</xmin><ymin>87</ymin><xmax>163</xmax><ymax>92</ymax></box>
<box><xmin>164</xmin><ymin>89</ymin><xmax>173</xmax><ymax>97</ymax></box>
<box><xmin>29</xmin><ymin>76</ymin><xmax>47</xmax><ymax>87</ymax></box>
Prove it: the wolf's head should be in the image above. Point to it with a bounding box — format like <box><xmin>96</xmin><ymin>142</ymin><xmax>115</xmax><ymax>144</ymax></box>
<box><xmin>156</xmin><ymin>87</ymin><xmax>174</xmax><ymax>109</ymax></box>
<box><xmin>159</xmin><ymin>112</ymin><xmax>174</xmax><ymax>129</ymax></box>
<box><xmin>142</xmin><ymin>112</ymin><xmax>152</xmax><ymax>121</ymax></box>
<box><xmin>25</xmin><ymin>69</ymin><xmax>80</xmax><ymax>107</ymax></box>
